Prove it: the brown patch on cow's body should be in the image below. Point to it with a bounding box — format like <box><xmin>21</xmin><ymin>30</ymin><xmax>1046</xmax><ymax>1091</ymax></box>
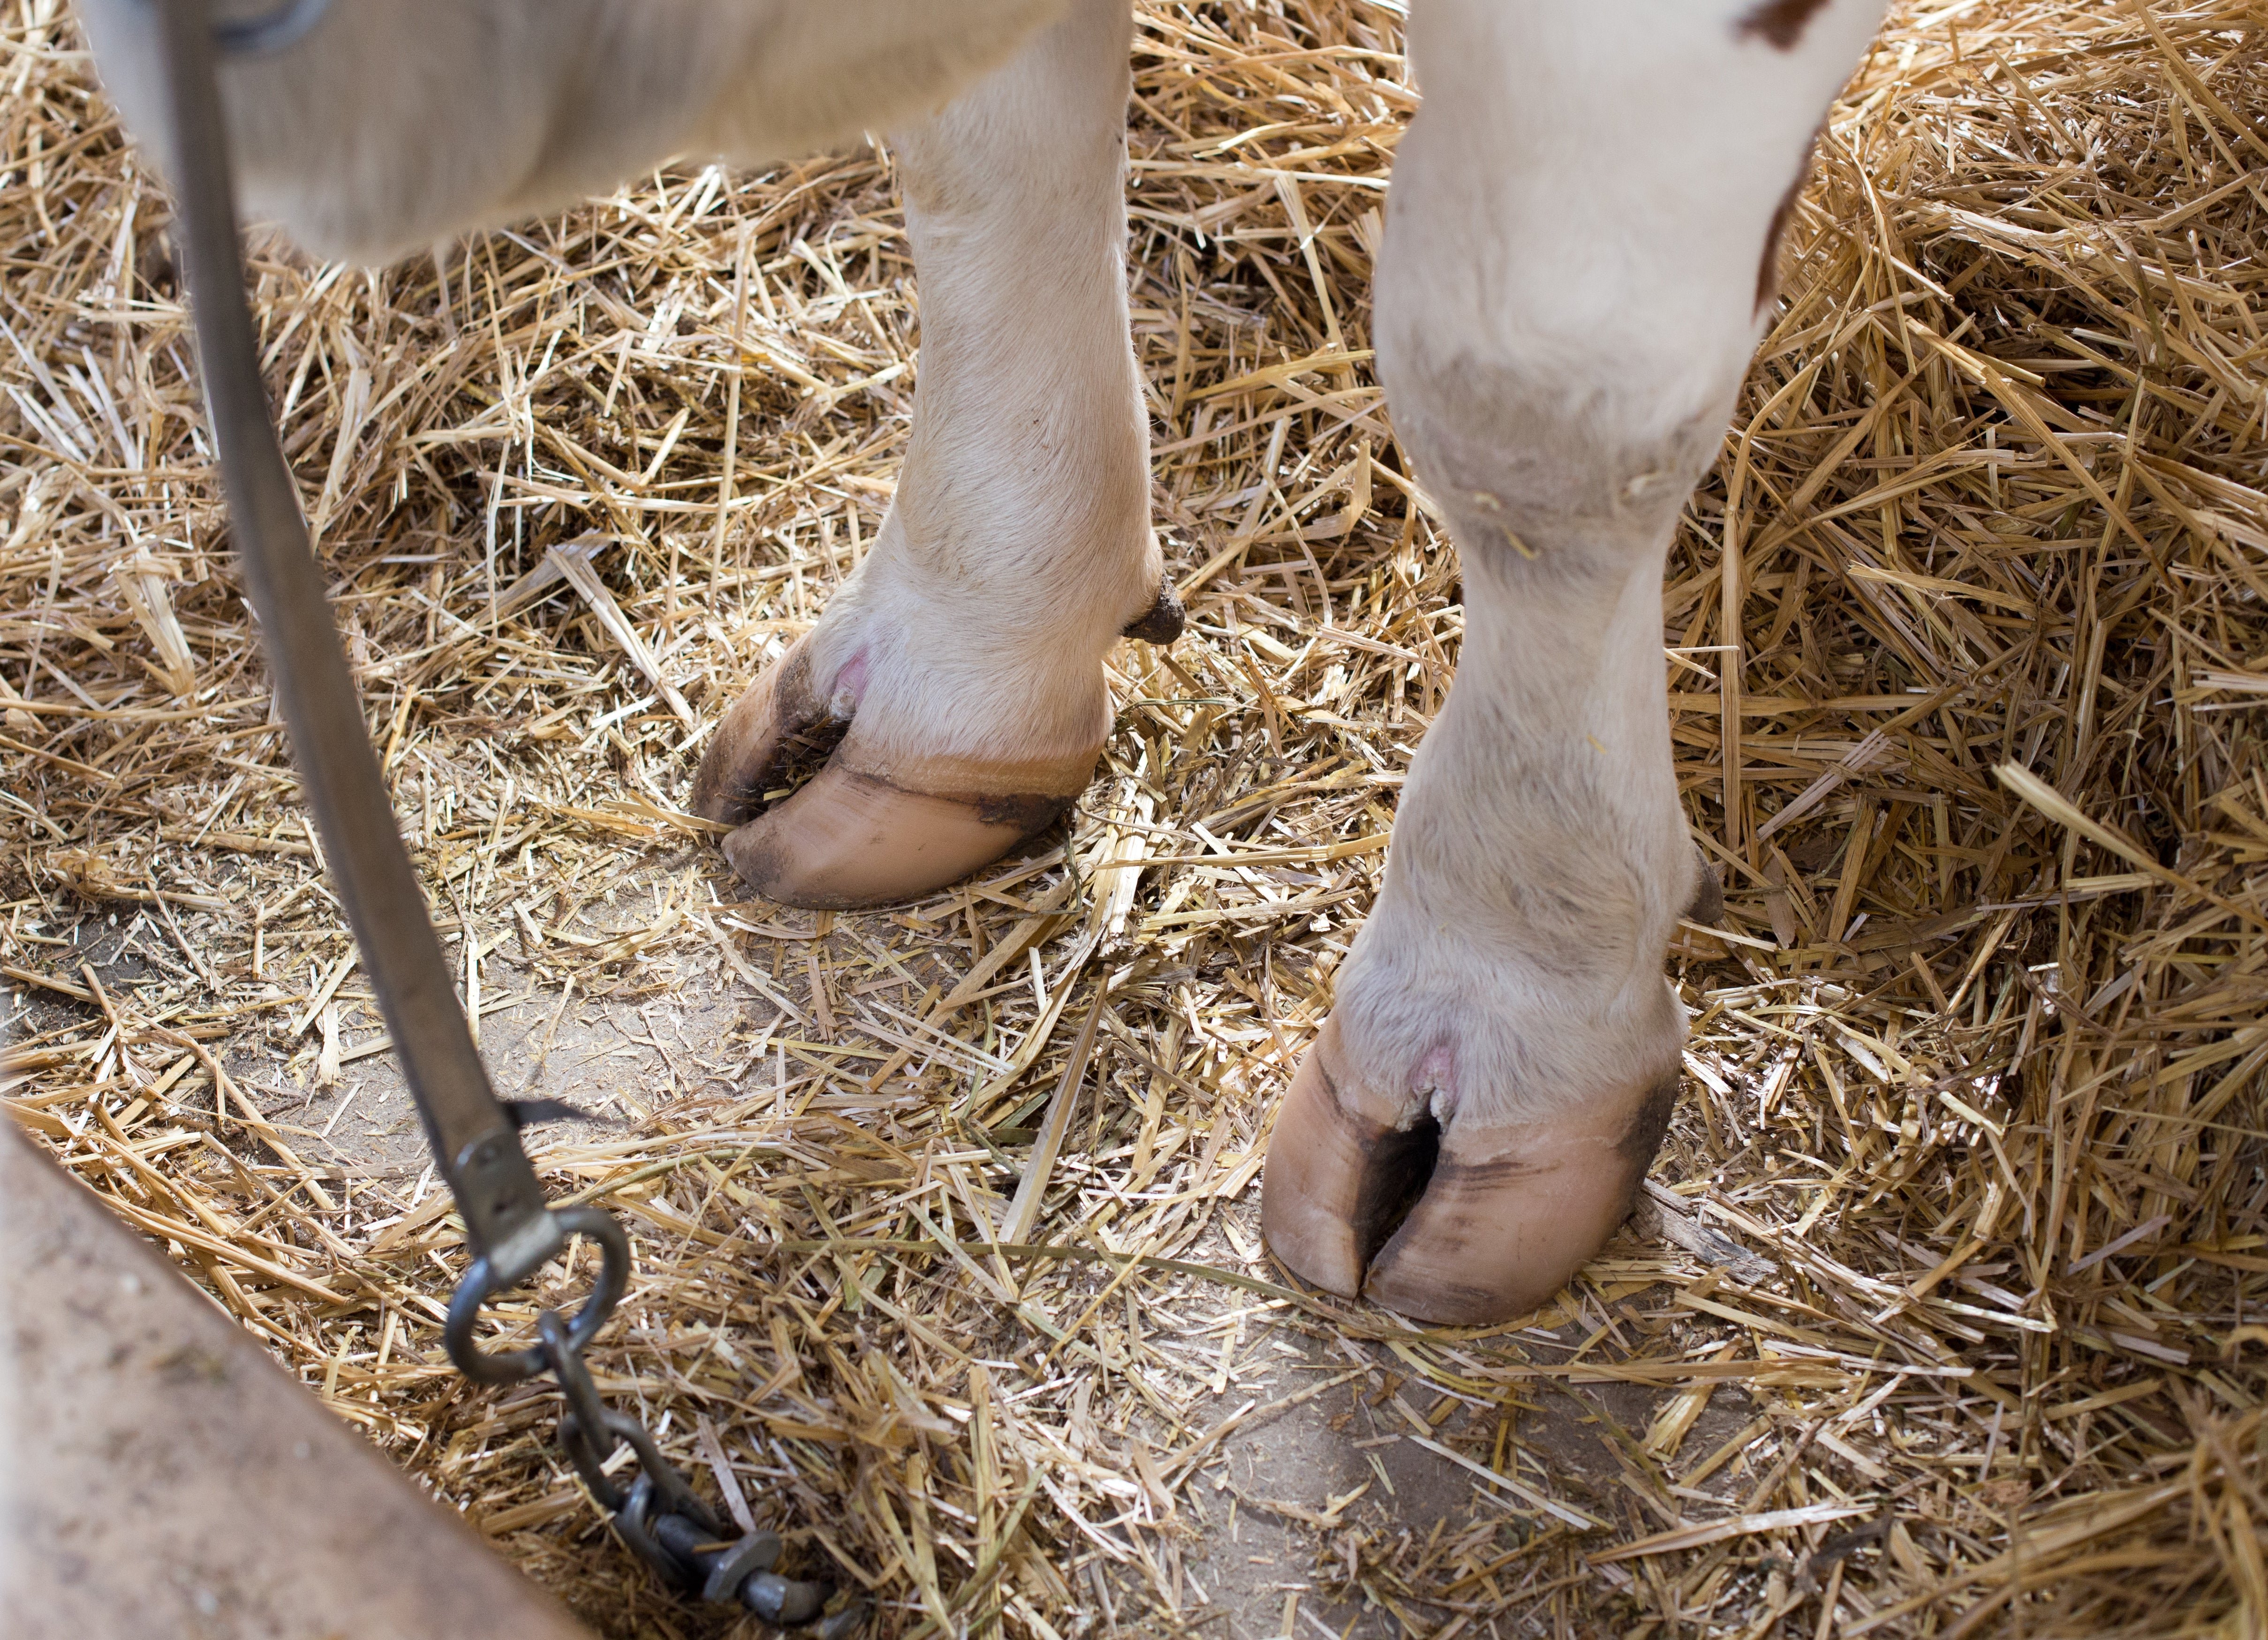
<box><xmin>1739</xmin><ymin>0</ymin><xmax>1832</xmax><ymax>50</ymax></box>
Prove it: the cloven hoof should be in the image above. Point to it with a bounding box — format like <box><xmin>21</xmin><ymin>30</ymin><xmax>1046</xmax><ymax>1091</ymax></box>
<box><xmin>1261</xmin><ymin>1017</ymin><xmax>1680</xmax><ymax>1326</ymax></box>
<box><xmin>690</xmin><ymin>636</ymin><xmax>1100</xmax><ymax>909</ymax></box>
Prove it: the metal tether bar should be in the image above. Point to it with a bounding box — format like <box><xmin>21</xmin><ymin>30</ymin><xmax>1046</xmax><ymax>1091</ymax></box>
<box><xmin>144</xmin><ymin>11</ymin><xmax>858</xmax><ymax>1627</ymax></box>
<box><xmin>148</xmin><ymin>0</ymin><xmax>551</xmax><ymax>1275</ymax></box>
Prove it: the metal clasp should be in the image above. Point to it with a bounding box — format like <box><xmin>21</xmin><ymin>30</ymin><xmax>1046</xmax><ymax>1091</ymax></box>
<box><xmin>443</xmin><ymin>1204</ymin><xmax>628</xmax><ymax>1385</ymax></box>
<box><xmin>444</xmin><ymin>1214</ymin><xmax>859</xmax><ymax>1631</ymax></box>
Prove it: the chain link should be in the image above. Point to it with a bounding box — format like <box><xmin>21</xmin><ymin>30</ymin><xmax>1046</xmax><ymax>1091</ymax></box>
<box><xmin>444</xmin><ymin>1225</ymin><xmax>862</xmax><ymax>1632</ymax></box>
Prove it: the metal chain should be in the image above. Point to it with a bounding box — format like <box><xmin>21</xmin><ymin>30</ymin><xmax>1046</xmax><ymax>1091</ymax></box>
<box><xmin>438</xmin><ymin>1213</ymin><xmax>860</xmax><ymax>1631</ymax></box>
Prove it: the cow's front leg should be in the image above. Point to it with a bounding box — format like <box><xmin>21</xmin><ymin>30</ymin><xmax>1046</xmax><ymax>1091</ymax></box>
<box><xmin>692</xmin><ymin>0</ymin><xmax>1170</xmax><ymax>908</ymax></box>
<box><xmin>1263</xmin><ymin>0</ymin><xmax>1885</xmax><ymax>1323</ymax></box>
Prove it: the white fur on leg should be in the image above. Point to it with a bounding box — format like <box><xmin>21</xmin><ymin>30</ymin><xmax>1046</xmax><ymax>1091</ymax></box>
<box><xmin>90</xmin><ymin>0</ymin><xmax>1164</xmax><ymax>911</ymax></box>
<box><xmin>689</xmin><ymin>0</ymin><xmax>1167</xmax><ymax>906</ymax></box>
<box><xmin>1330</xmin><ymin>0</ymin><xmax>1890</xmax><ymax>1135</ymax></box>
<box><xmin>1266</xmin><ymin>0</ymin><xmax>1887</xmax><ymax>1321</ymax></box>
<box><xmin>790</xmin><ymin>0</ymin><xmax>1163</xmax><ymax>781</ymax></box>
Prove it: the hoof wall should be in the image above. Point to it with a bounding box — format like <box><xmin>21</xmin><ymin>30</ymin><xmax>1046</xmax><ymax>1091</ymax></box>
<box><xmin>690</xmin><ymin>638</ymin><xmax>1098</xmax><ymax>910</ymax></box>
<box><xmin>1261</xmin><ymin>1019</ymin><xmax>1681</xmax><ymax>1326</ymax></box>
<box><xmin>722</xmin><ymin>764</ymin><xmax>1074</xmax><ymax>910</ymax></box>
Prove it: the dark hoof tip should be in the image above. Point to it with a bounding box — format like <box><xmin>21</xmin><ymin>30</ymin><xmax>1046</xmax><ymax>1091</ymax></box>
<box><xmin>1684</xmin><ymin>851</ymin><xmax>1725</xmax><ymax>926</ymax></box>
<box><xmin>1120</xmin><ymin>580</ymin><xmax>1185</xmax><ymax>645</ymax></box>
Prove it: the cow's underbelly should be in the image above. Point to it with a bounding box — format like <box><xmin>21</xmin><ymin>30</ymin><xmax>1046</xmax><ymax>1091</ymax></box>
<box><xmin>77</xmin><ymin>0</ymin><xmax>1065</xmax><ymax>261</ymax></box>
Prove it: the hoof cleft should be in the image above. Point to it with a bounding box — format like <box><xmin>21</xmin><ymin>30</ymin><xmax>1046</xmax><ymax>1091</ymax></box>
<box><xmin>691</xmin><ymin>638</ymin><xmax>1098</xmax><ymax>910</ymax></box>
<box><xmin>1262</xmin><ymin>1019</ymin><xmax>1682</xmax><ymax>1326</ymax></box>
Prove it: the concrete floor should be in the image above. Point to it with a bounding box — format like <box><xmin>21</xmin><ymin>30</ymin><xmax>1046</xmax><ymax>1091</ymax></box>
<box><xmin>13</xmin><ymin>906</ymin><xmax>1751</xmax><ymax>1639</ymax></box>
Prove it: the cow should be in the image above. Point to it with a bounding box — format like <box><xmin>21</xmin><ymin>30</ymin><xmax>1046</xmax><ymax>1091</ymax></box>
<box><xmin>78</xmin><ymin>0</ymin><xmax>1890</xmax><ymax>1327</ymax></box>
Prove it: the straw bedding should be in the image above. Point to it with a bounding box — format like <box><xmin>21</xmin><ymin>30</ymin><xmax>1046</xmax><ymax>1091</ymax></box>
<box><xmin>4</xmin><ymin>0</ymin><xmax>2265</xmax><ymax>1633</ymax></box>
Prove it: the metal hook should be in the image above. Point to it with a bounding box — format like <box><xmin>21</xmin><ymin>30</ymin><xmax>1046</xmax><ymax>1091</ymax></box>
<box><xmin>443</xmin><ymin>1206</ymin><xmax>630</xmax><ymax>1385</ymax></box>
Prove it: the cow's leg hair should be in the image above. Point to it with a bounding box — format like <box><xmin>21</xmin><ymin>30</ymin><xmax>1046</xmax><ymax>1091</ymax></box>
<box><xmin>690</xmin><ymin>0</ymin><xmax>1172</xmax><ymax>907</ymax></box>
<box><xmin>1262</xmin><ymin>0</ymin><xmax>1886</xmax><ymax>1324</ymax></box>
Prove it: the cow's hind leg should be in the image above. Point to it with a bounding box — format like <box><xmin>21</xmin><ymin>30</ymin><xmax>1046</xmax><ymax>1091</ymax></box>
<box><xmin>1263</xmin><ymin>0</ymin><xmax>1885</xmax><ymax>1323</ymax></box>
<box><xmin>691</xmin><ymin>0</ymin><xmax>1167</xmax><ymax>909</ymax></box>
